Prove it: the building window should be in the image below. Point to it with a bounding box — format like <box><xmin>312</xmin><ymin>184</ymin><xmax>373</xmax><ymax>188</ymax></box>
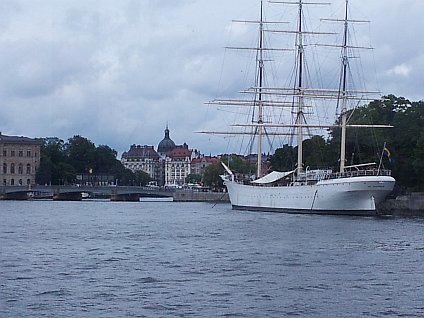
<box><xmin>2</xmin><ymin>149</ymin><xmax>6</xmax><ymax>157</ymax></box>
<box><xmin>2</xmin><ymin>163</ymin><xmax>6</xmax><ymax>174</ymax></box>
<box><xmin>3</xmin><ymin>179</ymin><xmax>6</xmax><ymax>186</ymax></box>
<box><xmin>18</xmin><ymin>150</ymin><xmax>23</xmax><ymax>157</ymax></box>
<box><xmin>27</xmin><ymin>150</ymin><xmax>31</xmax><ymax>157</ymax></box>
<box><xmin>27</xmin><ymin>179</ymin><xmax>31</xmax><ymax>185</ymax></box>
<box><xmin>10</xmin><ymin>179</ymin><xmax>14</xmax><ymax>186</ymax></box>
<box><xmin>26</xmin><ymin>164</ymin><xmax>31</xmax><ymax>174</ymax></box>
<box><xmin>19</xmin><ymin>179</ymin><xmax>23</xmax><ymax>185</ymax></box>
<box><xmin>18</xmin><ymin>164</ymin><xmax>23</xmax><ymax>174</ymax></box>
<box><xmin>10</xmin><ymin>163</ymin><xmax>15</xmax><ymax>174</ymax></box>
<box><xmin>11</xmin><ymin>150</ymin><xmax>15</xmax><ymax>157</ymax></box>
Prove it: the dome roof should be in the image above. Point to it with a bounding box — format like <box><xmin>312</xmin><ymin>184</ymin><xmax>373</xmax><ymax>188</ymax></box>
<box><xmin>157</xmin><ymin>126</ymin><xmax>176</xmax><ymax>154</ymax></box>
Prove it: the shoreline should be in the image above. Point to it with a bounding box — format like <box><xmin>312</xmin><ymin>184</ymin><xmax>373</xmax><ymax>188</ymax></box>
<box><xmin>2</xmin><ymin>188</ymin><xmax>424</xmax><ymax>217</ymax></box>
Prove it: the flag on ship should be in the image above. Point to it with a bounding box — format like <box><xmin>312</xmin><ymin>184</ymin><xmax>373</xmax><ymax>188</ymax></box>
<box><xmin>383</xmin><ymin>146</ymin><xmax>393</xmax><ymax>163</ymax></box>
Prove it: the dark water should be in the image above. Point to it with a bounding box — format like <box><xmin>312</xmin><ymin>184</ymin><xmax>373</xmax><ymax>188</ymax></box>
<box><xmin>1</xmin><ymin>201</ymin><xmax>424</xmax><ymax>317</ymax></box>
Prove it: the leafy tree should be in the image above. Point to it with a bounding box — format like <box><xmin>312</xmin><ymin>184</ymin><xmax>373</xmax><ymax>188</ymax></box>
<box><xmin>222</xmin><ymin>154</ymin><xmax>255</xmax><ymax>174</ymax></box>
<box><xmin>412</xmin><ymin>132</ymin><xmax>424</xmax><ymax>190</ymax></box>
<box><xmin>56</xmin><ymin>162</ymin><xmax>77</xmax><ymax>185</ymax></box>
<box><xmin>36</xmin><ymin>138</ymin><xmax>71</xmax><ymax>185</ymax></box>
<box><xmin>66</xmin><ymin>135</ymin><xmax>96</xmax><ymax>173</ymax></box>
<box><xmin>42</xmin><ymin>138</ymin><xmax>67</xmax><ymax>163</ymax></box>
<box><xmin>389</xmin><ymin>100</ymin><xmax>424</xmax><ymax>188</ymax></box>
<box><xmin>203</xmin><ymin>163</ymin><xmax>225</xmax><ymax>190</ymax></box>
<box><xmin>269</xmin><ymin>144</ymin><xmax>296</xmax><ymax>171</ymax></box>
<box><xmin>114</xmin><ymin>167</ymin><xmax>136</xmax><ymax>186</ymax></box>
<box><xmin>134</xmin><ymin>170</ymin><xmax>152</xmax><ymax>186</ymax></box>
<box><xmin>94</xmin><ymin>145</ymin><xmax>119</xmax><ymax>173</ymax></box>
<box><xmin>37</xmin><ymin>135</ymin><xmax>134</xmax><ymax>185</ymax></box>
<box><xmin>36</xmin><ymin>156</ymin><xmax>53</xmax><ymax>185</ymax></box>
<box><xmin>303</xmin><ymin>135</ymin><xmax>329</xmax><ymax>169</ymax></box>
<box><xmin>185</xmin><ymin>174</ymin><xmax>202</xmax><ymax>184</ymax></box>
<box><xmin>269</xmin><ymin>136</ymin><xmax>332</xmax><ymax>172</ymax></box>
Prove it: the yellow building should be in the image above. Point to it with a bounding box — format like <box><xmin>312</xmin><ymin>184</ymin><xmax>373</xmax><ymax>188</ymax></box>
<box><xmin>0</xmin><ymin>133</ymin><xmax>42</xmax><ymax>186</ymax></box>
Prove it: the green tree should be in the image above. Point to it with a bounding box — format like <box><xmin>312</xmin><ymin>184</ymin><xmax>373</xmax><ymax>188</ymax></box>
<box><xmin>66</xmin><ymin>135</ymin><xmax>96</xmax><ymax>173</ymax></box>
<box><xmin>56</xmin><ymin>162</ymin><xmax>77</xmax><ymax>185</ymax></box>
<box><xmin>114</xmin><ymin>167</ymin><xmax>136</xmax><ymax>186</ymax></box>
<box><xmin>36</xmin><ymin>156</ymin><xmax>54</xmax><ymax>185</ymax></box>
<box><xmin>222</xmin><ymin>154</ymin><xmax>255</xmax><ymax>174</ymax></box>
<box><xmin>203</xmin><ymin>163</ymin><xmax>224</xmax><ymax>191</ymax></box>
<box><xmin>303</xmin><ymin>135</ymin><xmax>329</xmax><ymax>169</ymax></box>
<box><xmin>413</xmin><ymin>132</ymin><xmax>424</xmax><ymax>190</ymax></box>
<box><xmin>134</xmin><ymin>170</ymin><xmax>152</xmax><ymax>186</ymax></box>
<box><xmin>389</xmin><ymin>100</ymin><xmax>424</xmax><ymax>188</ymax></box>
<box><xmin>36</xmin><ymin>138</ymin><xmax>73</xmax><ymax>185</ymax></box>
<box><xmin>269</xmin><ymin>144</ymin><xmax>296</xmax><ymax>171</ymax></box>
<box><xmin>94</xmin><ymin>145</ymin><xmax>119</xmax><ymax>173</ymax></box>
<box><xmin>185</xmin><ymin>174</ymin><xmax>202</xmax><ymax>184</ymax></box>
<box><xmin>37</xmin><ymin>135</ymin><xmax>132</xmax><ymax>185</ymax></box>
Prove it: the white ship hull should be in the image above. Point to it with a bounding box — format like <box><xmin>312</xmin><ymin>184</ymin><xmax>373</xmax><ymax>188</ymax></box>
<box><xmin>223</xmin><ymin>176</ymin><xmax>395</xmax><ymax>216</ymax></box>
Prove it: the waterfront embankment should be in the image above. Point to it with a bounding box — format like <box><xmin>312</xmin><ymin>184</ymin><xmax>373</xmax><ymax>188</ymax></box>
<box><xmin>174</xmin><ymin>190</ymin><xmax>424</xmax><ymax>217</ymax></box>
<box><xmin>378</xmin><ymin>193</ymin><xmax>424</xmax><ymax>216</ymax></box>
<box><xmin>173</xmin><ymin>189</ymin><xmax>229</xmax><ymax>202</ymax></box>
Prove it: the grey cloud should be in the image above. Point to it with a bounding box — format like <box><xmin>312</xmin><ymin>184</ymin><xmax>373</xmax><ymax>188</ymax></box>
<box><xmin>0</xmin><ymin>0</ymin><xmax>422</xmax><ymax>156</ymax></box>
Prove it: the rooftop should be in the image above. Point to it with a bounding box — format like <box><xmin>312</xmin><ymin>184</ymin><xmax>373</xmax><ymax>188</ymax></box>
<box><xmin>0</xmin><ymin>132</ymin><xmax>42</xmax><ymax>145</ymax></box>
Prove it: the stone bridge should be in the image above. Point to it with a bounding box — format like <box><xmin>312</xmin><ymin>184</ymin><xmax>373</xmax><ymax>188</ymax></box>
<box><xmin>0</xmin><ymin>185</ymin><xmax>175</xmax><ymax>201</ymax></box>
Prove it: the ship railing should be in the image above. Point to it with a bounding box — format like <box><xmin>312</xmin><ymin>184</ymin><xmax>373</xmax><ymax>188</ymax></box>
<box><xmin>238</xmin><ymin>169</ymin><xmax>392</xmax><ymax>186</ymax></box>
<box><xmin>321</xmin><ymin>169</ymin><xmax>391</xmax><ymax>180</ymax></box>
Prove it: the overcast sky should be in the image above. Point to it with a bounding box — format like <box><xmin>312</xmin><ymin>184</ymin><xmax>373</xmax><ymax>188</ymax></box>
<box><xmin>0</xmin><ymin>0</ymin><xmax>422</xmax><ymax>156</ymax></box>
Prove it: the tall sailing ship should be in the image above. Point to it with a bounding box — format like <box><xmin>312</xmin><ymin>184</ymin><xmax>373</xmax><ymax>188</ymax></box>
<box><xmin>201</xmin><ymin>0</ymin><xmax>395</xmax><ymax>215</ymax></box>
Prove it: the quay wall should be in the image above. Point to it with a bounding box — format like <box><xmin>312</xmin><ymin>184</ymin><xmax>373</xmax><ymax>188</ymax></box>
<box><xmin>173</xmin><ymin>190</ymin><xmax>229</xmax><ymax>202</ymax></box>
<box><xmin>378</xmin><ymin>193</ymin><xmax>424</xmax><ymax>216</ymax></box>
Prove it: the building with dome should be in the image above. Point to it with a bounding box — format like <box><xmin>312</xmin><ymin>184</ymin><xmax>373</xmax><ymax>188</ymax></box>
<box><xmin>122</xmin><ymin>125</ymin><xmax>216</xmax><ymax>187</ymax></box>
<box><xmin>157</xmin><ymin>125</ymin><xmax>176</xmax><ymax>156</ymax></box>
<box><xmin>156</xmin><ymin>126</ymin><xmax>194</xmax><ymax>187</ymax></box>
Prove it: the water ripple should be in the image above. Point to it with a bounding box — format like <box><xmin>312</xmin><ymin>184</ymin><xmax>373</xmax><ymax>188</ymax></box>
<box><xmin>1</xmin><ymin>201</ymin><xmax>424</xmax><ymax>317</ymax></box>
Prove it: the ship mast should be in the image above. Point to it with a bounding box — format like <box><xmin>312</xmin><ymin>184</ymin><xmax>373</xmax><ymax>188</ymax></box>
<box><xmin>256</xmin><ymin>0</ymin><xmax>265</xmax><ymax>178</ymax></box>
<box><xmin>295</xmin><ymin>0</ymin><xmax>305</xmax><ymax>176</ymax></box>
<box><xmin>200</xmin><ymin>0</ymin><xmax>393</xmax><ymax>182</ymax></box>
<box><xmin>339</xmin><ymin>0</ymin><xmax>349</xmax><ymax>173</ymax></box>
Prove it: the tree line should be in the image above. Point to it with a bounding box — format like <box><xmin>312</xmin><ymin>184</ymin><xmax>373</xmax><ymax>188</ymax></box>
<box><xmin>37</xmin><ymin>95</ymin><xmax>424</xmax><ymax>191</ymax></box>
<box><xmin>36</xmin><ymin>135</ymin><xmax>151</xmax><ymax>186</ymax></box>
